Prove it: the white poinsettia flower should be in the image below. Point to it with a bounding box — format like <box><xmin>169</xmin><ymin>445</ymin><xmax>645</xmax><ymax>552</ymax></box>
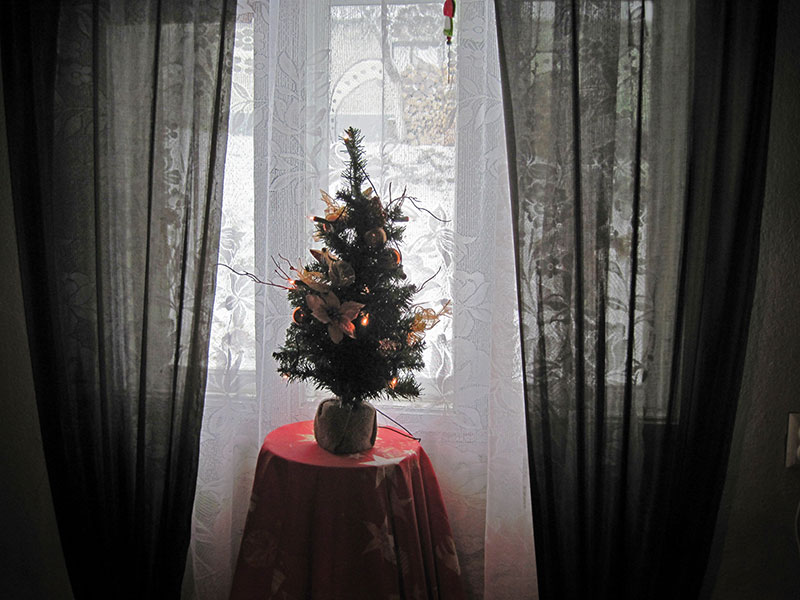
<box><xmin>306</xmin><ymin>292</ymin><xmax>365</xmax><ymax>344</ymax></box>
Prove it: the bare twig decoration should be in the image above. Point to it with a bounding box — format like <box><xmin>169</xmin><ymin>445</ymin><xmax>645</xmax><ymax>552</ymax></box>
<box><xmin>416</xmin><ymin>265</ymin><xmax>443</xmax><ymax>294</ymax></box>
<box><xmin>216</xmin><ymin>263</ymin><xmax>295</xmax><ymax>291</ymax></box>
<box><xmin>407</xmin><ymin>194</ymin><xmax>450</xmax><ymax>223</ymax></box>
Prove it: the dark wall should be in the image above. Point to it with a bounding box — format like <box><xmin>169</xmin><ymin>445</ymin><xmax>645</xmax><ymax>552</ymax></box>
<box><xmin>704</xmin><ymin>0</ymin><xmax>800</xmax><ymax>597</ymax></box>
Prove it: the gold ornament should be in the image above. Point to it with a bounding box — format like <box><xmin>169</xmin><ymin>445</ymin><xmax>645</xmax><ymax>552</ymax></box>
<box><xmin>407</xmin><ymin>300</ymin><xmax>452</xmax><ymax>345</ymax></box>
<box><xmin>320</xmin><ymin>189</ymin><xmax>347</xmax><ymax>222</ymax></box>
<box><xmin>364</xmin><ymin>227</ymin><xmax>387</xmax><ymax>247</ymax></box>
<box><xmin>378</xmin><ymin>247</ymin><xmax>401</xmax><ymax>268</ymax></box>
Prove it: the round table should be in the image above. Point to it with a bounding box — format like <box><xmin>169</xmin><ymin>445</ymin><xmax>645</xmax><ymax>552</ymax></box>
<box><xmin>229</xmin><ymin>420</ymin><xmax>465</xmax><ymax>600</ymax></box>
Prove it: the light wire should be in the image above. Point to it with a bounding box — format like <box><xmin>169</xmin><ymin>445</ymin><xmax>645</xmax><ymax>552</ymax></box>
<box><xmin>376</xmin><ymin>407</ymin><xmax>420</xmax><ymax>442</ymax></box>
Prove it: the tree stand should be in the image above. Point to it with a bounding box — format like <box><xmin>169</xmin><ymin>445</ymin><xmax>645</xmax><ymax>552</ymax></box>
<box><xmin>313</xmin><ymin>398</ymin><xmax>378</xmax><ymax>454</ymax></box>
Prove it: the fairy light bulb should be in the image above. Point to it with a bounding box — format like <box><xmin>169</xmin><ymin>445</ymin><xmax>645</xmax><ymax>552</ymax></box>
<box><xmin>389</xmin><ymin>377</ymin><xmax>398</xmax><ymax>389</ymax></box>
<box><xmin>361</xmin><ymin>313</ymin><xmax>370</xmax><ymax>327</ymax></box>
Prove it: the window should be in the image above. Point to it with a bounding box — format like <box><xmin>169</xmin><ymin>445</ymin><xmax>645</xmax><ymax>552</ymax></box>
<box><xmin>207</xmin><ymin>2</ymin><xmax>457</xmax><ymax>407</ymax></box>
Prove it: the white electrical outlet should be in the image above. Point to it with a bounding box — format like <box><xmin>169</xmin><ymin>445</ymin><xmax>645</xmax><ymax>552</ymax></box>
<box><xmin>786</xmin><ymin>412</ymin><xmax>800</xmax><ymax>468</ymax></box>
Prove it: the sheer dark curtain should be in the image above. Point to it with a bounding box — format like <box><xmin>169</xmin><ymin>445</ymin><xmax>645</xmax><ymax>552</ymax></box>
<box><xmin>495</xmin><ymin>0</ymin><xmax>778</xmax><ymax>598</ymax></box>
<box><xmin>1</xmin><ymin>0</ymin><xmax>235</xmax><ymax>597</ymax></box>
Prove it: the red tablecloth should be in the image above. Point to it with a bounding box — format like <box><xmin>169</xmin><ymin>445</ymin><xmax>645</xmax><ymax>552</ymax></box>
<box><xmin>229</xmin><ymin>420</ymin><xmax>465</xmax><ymax>600</ymax></box>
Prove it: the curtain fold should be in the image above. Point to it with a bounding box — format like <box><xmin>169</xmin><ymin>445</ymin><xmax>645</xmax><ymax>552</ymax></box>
<box><xmin>495</xmin><ymin>0</ymin><xmax>778</xmax><ymax>598</ymax></box>
<box><xmin>1</xmin><ymin>0</ymin><xmax>236</xmax><ymax>597</ymax></box>
<box><xmin>650</xmin><ymin>1</ymin><xmax>779</xmax><ymax>596</ymax></box>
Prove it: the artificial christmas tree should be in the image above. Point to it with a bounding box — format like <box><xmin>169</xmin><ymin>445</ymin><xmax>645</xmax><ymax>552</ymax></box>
<box><xmin>272</xmin><ymin>128</ymin><xmax>447</xmax><ymax>453</ymax></box>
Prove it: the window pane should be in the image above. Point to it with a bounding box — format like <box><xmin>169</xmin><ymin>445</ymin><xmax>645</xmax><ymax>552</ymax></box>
<box><xmin>326</xmin><ymin>2</ymin><xmax>456</xmax><ymax>406</ymax></box>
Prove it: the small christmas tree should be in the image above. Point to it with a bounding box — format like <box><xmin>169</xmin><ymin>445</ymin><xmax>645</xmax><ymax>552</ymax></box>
<box><xmin>273</xmin><ymin>128</ymin><xmax>446</xmax><ymax>406</ymax></box>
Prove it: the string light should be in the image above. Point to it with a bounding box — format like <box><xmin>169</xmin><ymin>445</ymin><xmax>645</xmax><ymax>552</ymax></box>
<box><xmin>389</xmin><ymin>377</ymin><xmax>398</xmax><ymax>389</ymax></box>
<box><xmin>361</xmin><ymin>313</ymin><xmax>370</xmax><ymax>327</ymax></box>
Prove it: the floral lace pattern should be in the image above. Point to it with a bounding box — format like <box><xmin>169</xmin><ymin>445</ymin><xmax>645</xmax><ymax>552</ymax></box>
<box><xmin>184</xmin><ymin>2</ymin><xmax>536</xmax><ymax>598</ymax></box>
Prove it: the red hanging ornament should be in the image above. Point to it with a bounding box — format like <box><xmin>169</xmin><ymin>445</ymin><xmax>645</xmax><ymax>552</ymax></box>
<box><xmin>442</xmin><ymin>0</ymin><xmax>456</xmax><ymax>46</ymax></box>
<box><xmin>442</xmin><ymin>0</ymin><xmax>456</xmax><ymax>84</ymax></box>
<box><xmin>443</xmin><ymin>0</ymin><xmax>455</xmax><ymax>45</ymax></box>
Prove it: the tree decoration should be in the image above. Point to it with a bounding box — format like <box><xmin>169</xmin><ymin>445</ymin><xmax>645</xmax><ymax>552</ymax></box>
<box><xmin>306</xmin><ymin>292</ymin><xmax>364</xmax><ymax>344</ymax></box>
<box><xmin>364</xmin><ymin>227</ymin><xmax>387</xmax><ymax>247</ymax></box>
<box><xmin>272</xmin><ymin>127</ymin><xmax>447</xmax><ymax>406</ymax></box>
<box><xmin>443</xmin><ymin>0</ymin><xmax>455</xmax><ymax>45</ymax></box>
<box><xmin>378</xmin><ymin>248</ymin><xmax>402</xmax><ymax>269</ymax></box>
<box><xmin>443</xmin><ymin>0</ymin><xmax>456</xmax><ymax>83</ymax></box>
<box><xmin>329</xmin><ymin>259</ymin><xmax>356</xmax><ymax>287</ymax></box>
<box><xmin>408</xmin><ymin>301</ymin><xmax>451</xmax><ymax>346</ymax></box>
<box><xmin>292</xmin><ymin>306</ymin><xmax>308</xmax><ymax>325</ymax></box>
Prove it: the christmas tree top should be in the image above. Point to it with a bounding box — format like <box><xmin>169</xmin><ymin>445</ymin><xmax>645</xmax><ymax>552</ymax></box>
<box><xmin>273</xmin><ymin>128</ymin><xmax>448</xmax><ymax>406</ymax></box>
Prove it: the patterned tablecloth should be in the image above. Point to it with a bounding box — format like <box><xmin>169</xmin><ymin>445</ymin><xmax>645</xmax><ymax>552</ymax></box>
<box><xmin>229</xmin><ymin>420</ymin><xmax>465</xmax><ymax>600</ymax></box>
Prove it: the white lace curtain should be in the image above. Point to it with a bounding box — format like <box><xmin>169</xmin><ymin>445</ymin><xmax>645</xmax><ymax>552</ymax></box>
<box><xmin>183</xmin><ymin>1</ymin><xmax>536</xmax><ymax>598</ymax></box>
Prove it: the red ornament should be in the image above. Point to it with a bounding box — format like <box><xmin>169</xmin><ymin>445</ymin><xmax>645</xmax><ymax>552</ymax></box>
<box><xmin>443</xmin><ymin>0</ymin><xmax>455</xmax><ymax>44</ymax></box>
<box><xmin>292</xmin><ymin>306</ymin><xmax>309</xmax><ymax>325</ymax></box>
<box><xmin>378</xmin><ymin>247</ymin><xmax>402</xmax><ymax>269</ymax></box>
